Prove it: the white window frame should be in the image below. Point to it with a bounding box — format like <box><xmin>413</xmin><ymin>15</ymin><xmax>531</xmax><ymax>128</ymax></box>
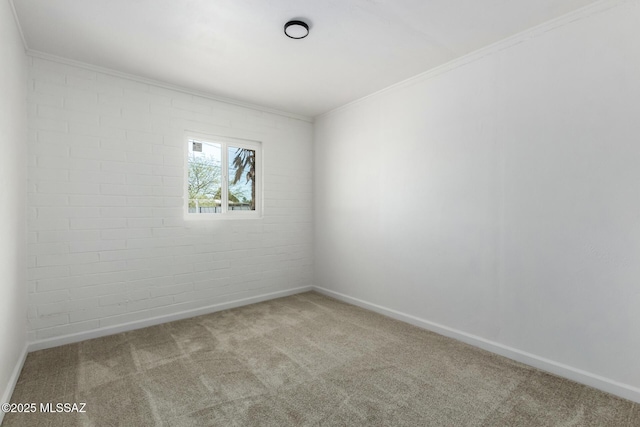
<box><xmin>184</xmin><ymin>131</ymin><xmax>262</xmax><ymax>219</ymax></box>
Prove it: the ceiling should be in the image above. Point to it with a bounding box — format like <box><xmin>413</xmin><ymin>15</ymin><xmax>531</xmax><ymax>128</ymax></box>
<box><xmin>13</xmin><ymin>0</ymin><xmax>600</xmax><ymax>117</ymax></box>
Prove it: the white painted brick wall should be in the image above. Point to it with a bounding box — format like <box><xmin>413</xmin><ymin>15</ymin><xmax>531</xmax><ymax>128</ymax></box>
<box><xmin>27</xmin><ymin>57</ymin><xmax>314</xmax><ymax>341</ymax></box>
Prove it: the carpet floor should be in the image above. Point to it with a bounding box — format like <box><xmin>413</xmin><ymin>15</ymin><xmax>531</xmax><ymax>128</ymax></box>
<box><xmin>3</xmin><ymin>291</ymin><xmax>639</xmax><ymax>426</ymax></box>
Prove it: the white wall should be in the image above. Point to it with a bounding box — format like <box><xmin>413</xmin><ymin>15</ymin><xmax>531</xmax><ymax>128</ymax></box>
<box><xmin>0</xmin><ymin>0</ymin><xmax>28</xmax><ymax>412</ymax></box>
<box><xmin>314</xmin><ymin>0</ymin><xmax>640</xmax><ymax>400</ymax></box>
<box><xmin>27</xmin><ymin>57</ymin><xmax>313</xmax><ymax>342</ymax></box>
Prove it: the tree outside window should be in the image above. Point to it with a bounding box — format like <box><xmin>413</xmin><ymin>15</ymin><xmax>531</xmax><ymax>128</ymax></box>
<box><xmin>186</xmin><ymin>136</ymin><xmax>259</xmax><ymax>216</ymax></box>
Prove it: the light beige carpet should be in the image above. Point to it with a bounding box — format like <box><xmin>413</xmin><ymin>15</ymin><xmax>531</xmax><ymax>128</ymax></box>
<box><xmin>3</xmin><ymin>291</ymin><xmax>639</xmax><ymax>426</ymax></box>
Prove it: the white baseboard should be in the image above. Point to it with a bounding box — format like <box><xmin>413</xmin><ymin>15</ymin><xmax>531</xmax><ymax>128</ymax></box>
<box><xmin>29</xmin><ymin>286</ymin><xmax>312</xmax><ymax>352</ymax></box>
<box><xmin>313</xmin><ymin>286</ymin><xmax>640</xmax><ymax>404</ymax></box>
<box><xmin>24</xmin><ymin>284</ymin><xmax>640</xmax><ymax>404</ymax></box>
<box><xmin>0</xmin><ymin>343</ymin><xmax>28</xmax><ymax>426</ymax></box>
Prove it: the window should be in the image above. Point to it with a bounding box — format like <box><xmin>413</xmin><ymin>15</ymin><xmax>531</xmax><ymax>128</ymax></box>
<box><xmin>185</xmin><ymin>133</ymin><xmax>261</xmax><ymax>218</ymax></box>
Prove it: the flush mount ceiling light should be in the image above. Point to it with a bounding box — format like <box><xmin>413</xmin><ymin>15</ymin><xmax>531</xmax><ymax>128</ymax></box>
<box><xmin>284</xmin><ymin>20</ymin><xmax>309</xmax><ymax>39</ymax></box>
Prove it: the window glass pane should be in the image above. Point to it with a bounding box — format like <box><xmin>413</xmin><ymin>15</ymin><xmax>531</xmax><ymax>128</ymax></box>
<box><xmin>188</xmin><ymin>139</ymin><xmax>222</xmax><ymax>213</ymax></box>
<box><xmin>228</xmin><ymin>146</ymin><xmax>256</xmax><ymax>211</ymax></box>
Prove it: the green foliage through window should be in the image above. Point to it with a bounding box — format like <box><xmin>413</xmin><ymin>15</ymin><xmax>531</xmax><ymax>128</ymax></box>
<box><xmin>187</xmin><ymin>137</ymin><xmax>259</xmax><ymax>215</ymax></box>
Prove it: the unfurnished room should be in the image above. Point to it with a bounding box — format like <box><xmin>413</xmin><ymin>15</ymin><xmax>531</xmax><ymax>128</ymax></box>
<box><xmin>1</xmin><ymin>0</ymin><xmax>639</xmax><ymax>425</ymax></box>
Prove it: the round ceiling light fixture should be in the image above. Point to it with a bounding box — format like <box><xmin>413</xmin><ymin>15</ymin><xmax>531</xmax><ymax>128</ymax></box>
<box><xmin>284</xmin><ymin>20</ymin><xmax>309</xmax><ymax>39</ymax></box>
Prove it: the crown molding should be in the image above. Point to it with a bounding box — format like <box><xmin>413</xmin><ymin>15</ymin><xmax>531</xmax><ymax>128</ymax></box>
<box><xmin>26</xmin><ymin>49</ymin><xmax>313</xmax><ymax>123</ymax></box>
<box><xmin>317</xmin><ymin>0</ymin><xmax>633</xmax><ymax>120</ymax></box>
<box><xmin>8</xmin><ymin>0</ymin><xmax>28</xmax><ymax>51</ymax></box>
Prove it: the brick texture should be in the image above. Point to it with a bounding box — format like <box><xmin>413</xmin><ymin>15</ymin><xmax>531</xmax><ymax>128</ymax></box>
<box><xmin>27</xmin><ymin>57</ymin><xmax>313</xmax><ymax>341</ymax></box>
